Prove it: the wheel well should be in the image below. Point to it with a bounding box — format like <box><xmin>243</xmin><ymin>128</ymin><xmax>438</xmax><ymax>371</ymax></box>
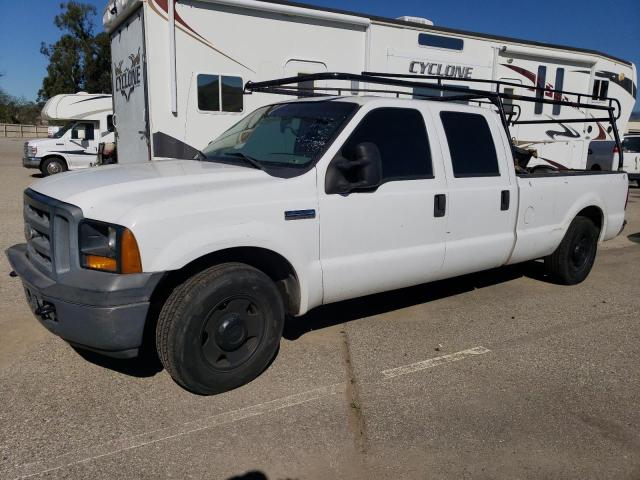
<box><xmin>40</xmin><ymin>155</ymin><xmax>67</xmax><ymax>169</ymax></box>
<box><xmin>576</xmin><ymin>206</ymin><xmax>603</xmax><ymax>234</ymax></box>
<box><xmin>151</xmin><ymin>247</ymin><xmax>301</xmax><ymax>316</ymax></box>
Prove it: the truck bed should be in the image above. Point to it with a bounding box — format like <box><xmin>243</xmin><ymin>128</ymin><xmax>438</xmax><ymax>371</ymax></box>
<box><xmin>508</xmin><ymin>170</ymin><xmax>628</xmax><ymax>264</ymax></box>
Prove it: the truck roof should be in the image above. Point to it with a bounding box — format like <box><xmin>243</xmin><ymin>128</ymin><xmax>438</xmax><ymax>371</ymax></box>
<box><xmin>281</xmin><ymin>95</ymin><xmax>486</xmax><ymax>112</ymax></box>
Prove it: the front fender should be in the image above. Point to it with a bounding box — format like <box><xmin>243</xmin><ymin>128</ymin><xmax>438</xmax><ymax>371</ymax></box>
<box><xmin>139</xmin><ymin>220</ymin><xmax>323</xmax><ymax>315</ymax></box>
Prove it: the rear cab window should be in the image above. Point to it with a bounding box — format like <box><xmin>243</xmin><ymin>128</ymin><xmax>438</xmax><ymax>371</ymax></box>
<box><xmin>439</xmin><ymin>111</ymin><xmax>500</xmax><ymax>177</ymax></box>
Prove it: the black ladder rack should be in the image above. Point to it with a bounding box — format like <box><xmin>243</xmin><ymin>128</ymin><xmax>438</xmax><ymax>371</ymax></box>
<box><xmin>245</xmin><ymin>72</ymin><xmax>624</xmax><ymax>170</ymax></box>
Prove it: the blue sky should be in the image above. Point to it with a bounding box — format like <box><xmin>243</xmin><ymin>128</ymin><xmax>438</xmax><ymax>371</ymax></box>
<box><xmin>1</xmin><ymin>0</ymin><xmax>638</xmax><ymax>110</ymax></box>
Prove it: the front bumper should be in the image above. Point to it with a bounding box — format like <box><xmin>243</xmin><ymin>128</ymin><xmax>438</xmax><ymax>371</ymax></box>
<box><xmin>23</xmin><ymin>156</ymin><xmax>40</xmax><ymax>168</ymax></box>
<box><xmin>6</xmin><ymin>244</ymin><xmax>164</xmax><ymax>358</ymax></box>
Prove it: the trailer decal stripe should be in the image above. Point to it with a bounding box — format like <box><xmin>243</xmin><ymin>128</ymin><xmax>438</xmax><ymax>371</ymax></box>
<box><xmin>149</xmin><ymin>0</ymin><xmax>256</xmax><ymax>73</ymax></box>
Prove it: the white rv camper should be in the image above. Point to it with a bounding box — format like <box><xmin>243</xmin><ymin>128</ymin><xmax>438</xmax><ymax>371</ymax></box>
<box><xmin>103</xmin><ymin>0</ymin><xmax>637</xmax><ymax>171</ymax></box>
<box><xmin>23</xmin><ymin>93</ymin><xmax>115</xmax><ymax>176</ymax></box>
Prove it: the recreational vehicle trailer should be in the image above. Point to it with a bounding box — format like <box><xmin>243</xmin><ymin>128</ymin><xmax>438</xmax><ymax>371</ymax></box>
<box><xmin>23</xmin><ymin>93</ymin><xmax>115</xmax><ymax>176</ymax></box>
<box><xmin>103</xmin><ymin>0</ymin><xmax>636</xmax><ymax>170</ymax></box>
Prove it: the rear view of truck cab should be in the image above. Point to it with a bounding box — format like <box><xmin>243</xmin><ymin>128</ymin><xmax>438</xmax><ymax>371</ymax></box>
<box><xmin>23</xmin><ymin>93</ymin><xmax>115</xmax><ymax>176</ymax></box>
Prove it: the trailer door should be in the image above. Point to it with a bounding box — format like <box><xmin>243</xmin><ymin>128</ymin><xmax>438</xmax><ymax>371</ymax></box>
<box><xmin>110</xmin><ymin>8</ymin><xmax>149</xmax><ymax>163</ymax></box>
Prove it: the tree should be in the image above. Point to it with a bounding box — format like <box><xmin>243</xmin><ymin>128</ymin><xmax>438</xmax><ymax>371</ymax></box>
<box><xmin>38</xmin><ymin>1</ymin><xmax>112</xmax><ymax>101</ymax></box>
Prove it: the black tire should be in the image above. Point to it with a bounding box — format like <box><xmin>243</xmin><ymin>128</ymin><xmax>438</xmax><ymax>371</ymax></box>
<box><xmin>544</xmin><ymin>216</ymin><xmax>599</xmax><ymax>285</ymax></box>
<box><xmin>40</xmin><ymin>157</ymin><xmax>67</xmax><ymax>176</ymax></box>
<box><xmin>156</xmin><ymin>263</ymin><xmax>284</xmax><ymax>395</ymax></box>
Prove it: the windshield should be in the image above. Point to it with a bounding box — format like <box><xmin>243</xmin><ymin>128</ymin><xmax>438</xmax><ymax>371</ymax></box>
<box><xmin>53</xmin><ymin>122</ymin><xmax>75</xmax><ymax>139</ymax></box>
<box><xmin>202</xmin><ymin>101</ymin><xmax>357</xmax><ymax>168</ymax></box>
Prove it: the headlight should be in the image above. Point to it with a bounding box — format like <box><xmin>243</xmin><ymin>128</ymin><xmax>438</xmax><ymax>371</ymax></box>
<box><xmin>27</xmin><ymin>145</ymin><xmax>37</xmax><ymax>156</ymax></box>
<box><xmin>78</xmin><ymin>220</ymin><xmax>142</xmax><ymax>273</ymax></box>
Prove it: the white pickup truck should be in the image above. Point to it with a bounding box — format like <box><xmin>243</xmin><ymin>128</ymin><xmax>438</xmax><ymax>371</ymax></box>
<box><xmin>7</xmin><ymin>96</ymin><xmax>628</xmax><ymax>394</ymax></box>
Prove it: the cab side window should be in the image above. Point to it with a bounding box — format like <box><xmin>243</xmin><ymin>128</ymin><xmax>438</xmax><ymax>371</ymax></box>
<box><xmin>71</xmin><ymin>123</ymin><xmax>95</xmax><ymax>141</ymax></box>
<box><xmin>342</xmin><ymin>108</ymin><xmax>433</xmax><ymax>182</ymax></box>
<box><xmin>440</xmin><ymin>111</ymin><xmax>500</xmax><ymax>177</ymax></box>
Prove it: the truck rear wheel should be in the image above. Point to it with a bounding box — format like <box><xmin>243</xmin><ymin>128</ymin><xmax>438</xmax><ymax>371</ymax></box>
<box><xmin>544</xmin><ymin>216</ymin><xmax>599</xmax><ymax>285</ymax></box>
<box><xmin>40</xmin><ymin>157</ymin><xmax>67</xmax><ymax>176</ymax></box>
<box><xmin>156</xmin><ymin>263</ymin><xmax>284</xmax><ymax>395</ymax></box>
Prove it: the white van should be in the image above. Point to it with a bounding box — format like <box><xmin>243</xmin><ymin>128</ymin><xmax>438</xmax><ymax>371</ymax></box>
<box><xmin>23</xmin><ymin>93</ymin><xmax>115</xmax><ymax>176</ymax></box>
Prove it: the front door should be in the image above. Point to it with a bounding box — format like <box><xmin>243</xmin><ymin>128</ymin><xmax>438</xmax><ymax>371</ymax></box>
<box><xmin>67</xmin><ymin>122</ymin><xmax>98</xmax><ymax>168</ymax></box>
<box><xmin>319</xmin><ymin>105</ymin><xmax>448</xmax><ymax>304</ymax></box>
<box><xmin>110</xmin><ymin>7</ymin><xmax>149</xmax><ymax>163</ymax></box>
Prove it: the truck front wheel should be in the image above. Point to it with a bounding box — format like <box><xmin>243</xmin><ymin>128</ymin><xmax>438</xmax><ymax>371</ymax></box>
<box><xmin>40</xmin><ymin>157</ymin><xmax>67</xmax><ymax>176</ymax></box>
<box><xmin>156</xmin><ymin>263</ymin><xmax>284</xmax><ymax>395</ymax></box>
<box><xmin>544</xmin><ymin>216</ymin><xmax>599</xmax><ymax>285</ymax></box>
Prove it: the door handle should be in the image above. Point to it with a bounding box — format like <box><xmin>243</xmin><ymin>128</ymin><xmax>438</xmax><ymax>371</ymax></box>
<box><xmin>501</xmin><ymin>190</ymin><xmax>510</xmax><ymax>211</ymax></box>
<box><xmin>434</xmin><ymin>194</ymin><xmax>446</xmax><ymax>217</ymax></box>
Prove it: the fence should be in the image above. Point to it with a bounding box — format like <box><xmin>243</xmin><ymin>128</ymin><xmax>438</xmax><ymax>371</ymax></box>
<box><xmin>0</xmin><ymin>124</ymin><xmax>50</xmax><ymax>139</ymax></box>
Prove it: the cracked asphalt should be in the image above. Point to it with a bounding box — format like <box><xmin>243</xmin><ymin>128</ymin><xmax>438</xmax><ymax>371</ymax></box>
<box><xmin>1</xmin><ymin>137</ymin><xmax>639</xmax><ymax>479</ymax></box>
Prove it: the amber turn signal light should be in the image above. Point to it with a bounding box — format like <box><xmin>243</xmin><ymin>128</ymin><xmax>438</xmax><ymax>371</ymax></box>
<box><xmin>120</xmin><ymin>228</ymin><xmax>143</xmax><ymax>274</ymax></box>
<box><xmin>84</xmin><ymin>255</ymin><xmax>118</xmax><ymax>272</ymax></box>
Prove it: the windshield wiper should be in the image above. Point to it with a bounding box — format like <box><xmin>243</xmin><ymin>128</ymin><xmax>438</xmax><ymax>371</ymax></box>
<box><xmin>224</xmin><ymin>151</ymin><xmax>265</xmax><ymax>171</ymax></box>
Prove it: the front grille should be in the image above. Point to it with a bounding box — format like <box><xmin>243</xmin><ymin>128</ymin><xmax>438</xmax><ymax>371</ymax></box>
<box><xmin>23</xmin><ymin>142</ymin><xmax>29</xmax><ymax>157</ymax></box>
<box><xmin>23</xmin><ymin>190</ymin><xmax>81</xmax><ymax>277</ymax></box>
<box><xmin>24</xmin><ymin>198</ymin><xmax>53</xmax><ymax>273</ymax></box>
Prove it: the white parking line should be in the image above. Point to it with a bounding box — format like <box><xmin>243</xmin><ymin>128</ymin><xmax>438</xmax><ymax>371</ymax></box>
<box><xmin>6</xmin><ymin>382</ymin><xmax>345</xmax><ymax>480</ymax></box>
<box><xmin>381</xmin><ymin>346</ymin><xmax>491</xmax><ymax>379</ymax></box>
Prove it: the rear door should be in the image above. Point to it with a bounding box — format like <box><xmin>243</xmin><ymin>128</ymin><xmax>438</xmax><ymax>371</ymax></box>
<box><xmin>110</xmin><ymin>7</ymin><xmax>149</xmax><ymax>163</ymax></box>
<box><xmin>432</xmin><ymin>106</ymin><xmax>517</xmax><ymax>276</ymax></box>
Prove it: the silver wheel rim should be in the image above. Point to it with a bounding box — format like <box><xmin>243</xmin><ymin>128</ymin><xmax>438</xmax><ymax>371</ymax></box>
<box><xmin>47</xmin><ymin>162</ymin><xmax>62</xmax><ymax>174</ymax></box>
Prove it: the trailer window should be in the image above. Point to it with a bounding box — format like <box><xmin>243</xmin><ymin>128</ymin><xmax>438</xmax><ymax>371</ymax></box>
<box><xmin>418</xmin><ymin>33</ymin><xmax>464</xmax><ymax>51</ymax></box>
<box><xmin>535</xmin><ymin>66</ymin><xmax>546</xmax><ymax>115</ymax></box>
<box><xmin>221</xmin><ymin>76</ymin><xmax>243</xmax><ymax>112</ymax></box>
<box><xmin>440</xmin><ymin>112</ymin><xmax>499</xmax><ymax>177</ymax></box>
<box><xmin>553</xmin><ymin>68</ymin><xmax>565</xmax><ymax>115</ymax></box>
<box><xmin>107</xmin><ymin>115</ymin><xmax>115</xmax><ymax>132</ymax></box>
<box><xmin>197</xmin><ymin>74</ymin><xmax>243</xmax><ymax>112</ymax></box>
<box><xmin>592</xmin><ymin>80</ymin><xmax>609</xmax><ymax>100</ymax></box>
<box><xmin>503</xmin><ymin>88</ymin><xmax>515</xmax><ymax>116</ymax></box>
<box><xmin>343</xmin><ymin>108</ymin><xmax>433</xmax><ymax>181</ymax></box>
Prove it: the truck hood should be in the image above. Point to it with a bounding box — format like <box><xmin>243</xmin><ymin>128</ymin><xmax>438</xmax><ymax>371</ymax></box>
<box><xmin>27</xmin><ymin>137</ymin><xmax>58</xmax><ymax>147</ymax></box>
<box><xmin>30</xmin><ymin>159</ymin><xmax>280</xmax><ymax>222</ymax></box>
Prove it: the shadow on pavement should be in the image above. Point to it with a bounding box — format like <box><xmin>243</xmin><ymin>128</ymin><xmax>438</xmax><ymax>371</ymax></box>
<box><xmin>283</xmin><ymin>261</ymin><xmax>548</xmax><ymax>340</ymax></box>
<box><xmin>227</xmin><ymin>471</ymin><xmax>269</xmax><ymax>480</ymax></box>
<box><xmin>74</xmin><ymin>261</ymin><xmax>549</xmax><ymax>377</ymax></box>
<box><xmin>30</xmin><ymin>173</ymin><xmax>43</xmax><ymax>179</ymax></box>
<box><xmin>628</xmin><ymin>232</ymin><xmax>640</xmax><ymax>244</ymax></box>
<box><xmin>72</xmin><ymin>346</ymin><xmax>163</xmax><ymax>378</ymax></box>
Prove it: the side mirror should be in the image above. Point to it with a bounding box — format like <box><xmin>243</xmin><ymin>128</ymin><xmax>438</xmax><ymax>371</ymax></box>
<box><xmin>325</xmin><ymin>142</ymin><xmax>382</xmax><ymax>195</ymax></box>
